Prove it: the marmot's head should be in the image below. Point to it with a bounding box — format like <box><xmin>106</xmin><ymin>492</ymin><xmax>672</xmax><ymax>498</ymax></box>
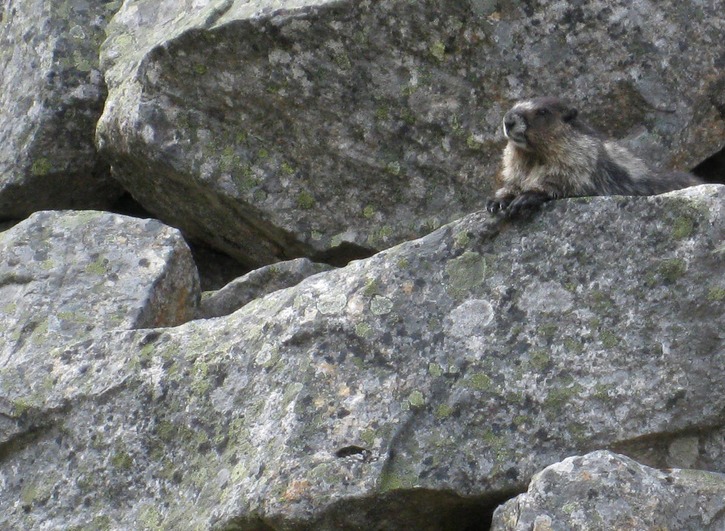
<box><xmin>503</xmin><ymin>97</ymin><xmax>578</xmax><ymax>152</ymax></box>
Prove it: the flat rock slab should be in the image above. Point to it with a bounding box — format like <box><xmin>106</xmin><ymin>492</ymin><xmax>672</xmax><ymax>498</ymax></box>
<box><xmin>492</xmin><ymin>450</ymin><xmax>725</xmax><ymax>530</ymax></box>
<box><xmin>97</xmin><ymin>0</ymin><xmax>725</xmax><ymax>266</ymax></box>
<box><xmin>0</xmin><ymin>186</ymin><xmax>723</xmax><ymax>529</ymax></box>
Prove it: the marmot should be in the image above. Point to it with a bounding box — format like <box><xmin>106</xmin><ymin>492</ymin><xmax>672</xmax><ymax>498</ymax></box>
<box><xmin>486</xmin><ymin>97</ymin><xmax>704</xmax><ymax>218</ymax></box>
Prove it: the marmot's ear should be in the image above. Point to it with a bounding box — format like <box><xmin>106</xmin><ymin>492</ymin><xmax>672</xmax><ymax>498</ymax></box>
<box><xmin>563</xmin><ymin>107</ymin><xmax>578</xmax><ymax>122</ymax></box>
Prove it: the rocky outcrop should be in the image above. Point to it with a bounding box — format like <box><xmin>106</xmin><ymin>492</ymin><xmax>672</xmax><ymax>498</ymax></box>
<box><xmin>1</xmin><ymin>186</ymin><xmax>723</xmax><ymax>529</ymax></box>
<box><xmin>0</xmin><ymin>209</ymin><xmax>199</xmax><ymax>479</ymax></box>
<box><xmin>492</xmin><ymin>450</ymin><xmax>725</xmax><ymax>530</ymax></box>
<box><xmin>1</xmin><ymin>0</ymin><xmax>724</xmax><ymax>528</ymax></box>
<box><xmin>0</xmin><ymin>0</ymin><xmax>123</xmax><ymax>219</ymax></box>
<box><xmin>96</xmin><ymin>0</ymin><xmax>725</xmax><ymax>267</ymax></box>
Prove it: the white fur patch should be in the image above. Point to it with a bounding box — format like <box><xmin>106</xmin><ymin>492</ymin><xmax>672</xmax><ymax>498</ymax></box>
<box><xmin>513</xmin><ymin>100</ymin><xmax>537</xmax><ymax>112</ymax></box>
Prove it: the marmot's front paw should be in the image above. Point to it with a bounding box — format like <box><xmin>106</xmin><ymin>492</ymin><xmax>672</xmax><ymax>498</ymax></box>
<box><xmin>501</xmin><ymin>191</ymin><xmax>549</xmax><ymax>219</ymax></box>
<box><xmin>486</xmin><ymin>198</ymin><xmax>510</xmax><ymax>214</ymax></box>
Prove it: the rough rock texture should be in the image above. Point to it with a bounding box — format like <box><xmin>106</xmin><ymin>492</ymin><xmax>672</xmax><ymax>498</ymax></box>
<box><xmin>198</xmin><ymin>257</ymin><xmax>333</xmax><ymax>318</ymax></box>
<box><xmin>0</xmin><ymin>0</ymin><xmax>123</xmax><ymax>219</ymax></box>
<box><xmin>1</xmin><ymin>186</ymin><xmax>723</xmax><ymax>530</ymax></box>
<box><xmin>492</xmin><ymin>450</ymin><xmax>725</xmax><ymax>530</ymax></box>
<box><xmin>0</xmin><ymin>210</ymin><xmax>199</xmax><ymax>365</ymax></box>
<box><xmin>0</xmin><ymin>209</ymin><xmax>199</xmax><ymax>482</ymax></box>
<box><xmin>96</xmin><ymin>0</ymin><xmax>725</xmax><ymax>267</ymax></box>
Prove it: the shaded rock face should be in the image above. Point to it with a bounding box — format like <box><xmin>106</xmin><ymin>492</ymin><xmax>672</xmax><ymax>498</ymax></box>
<box><xmin>492</xmin><ymin>450</ymin><xmax>725</xmax><ymax>530</ymax></box>
<box><xmin>1</xmin><ymin>186</ymin><xmax>723</xmax><ymax>530</ymax></box>
<box><xmin>0</xmin><ymin>0</ymin><xmax>123</xmax><ymax>219</ymax></box>
<box><xmin>96</xmin><ymin>0</ymin><xmax>725</xmax><ymax>267</ymax></box>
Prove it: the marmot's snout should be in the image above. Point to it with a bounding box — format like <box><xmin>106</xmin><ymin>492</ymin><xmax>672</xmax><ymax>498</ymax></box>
<box><xmin>503</xmin><ymin>110</ymin><xmax>526</xmax><ymax>145</ymax></box>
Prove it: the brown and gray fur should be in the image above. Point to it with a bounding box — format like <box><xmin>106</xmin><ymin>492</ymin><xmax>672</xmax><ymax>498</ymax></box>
<box><xmin>487</xmin><ymin>97</ymin><xmax>703</xmax><ymax>217</ymax></box>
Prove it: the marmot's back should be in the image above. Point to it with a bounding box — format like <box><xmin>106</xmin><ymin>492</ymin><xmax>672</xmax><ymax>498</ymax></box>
<box><xmin>487</xmin><ymin>97</ymin><xmax>703</xmax><ymax>217</ymax></box>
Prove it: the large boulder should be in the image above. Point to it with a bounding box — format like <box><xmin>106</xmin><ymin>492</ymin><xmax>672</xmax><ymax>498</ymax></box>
<box><xmin>0</xmin><ymin>0</ymin><xmax>123</xmax><ymax>219</ymax></box>
<box><xmin>0</xmin><ymin>210</ymin><xmax>199</xmax><ymax>489</ymax></box>
<box><xmin>0</xmin><ymin>185</ymin><xmax>723</xmax><ymax>529</ymax></box>
<box><xmin>96</xmin><ymin>0</ymin><xmax>725</xmax><ymax>267</ymax></box>
<box><xmin>492</xmin><ymin>450</ymin><xmax>725</xmax><ymax>530</ymax></box>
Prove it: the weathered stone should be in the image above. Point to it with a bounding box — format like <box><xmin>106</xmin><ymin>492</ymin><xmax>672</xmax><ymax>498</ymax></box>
<box><xmin>0</xmin><ymin>186</ymin><xmax>723</xmax><ymax>529</ymax></box>
<box><xmin>0</xmin><ymin>209</ymin><xmax>199</xmax><ymax>480</ymax></box>
<box><xmin>0</xmin><ymin>209</ymin><xmax>199</xmax><ymax>369</ymax></box>
<box><xmin>491</xmin><ymin>450</ymin><xmax>725</xmax><ymax>530</ymax></box>
<box><xmin>0</xmin><ymin>0</ymin><xmax>123</xmax><ymax>219</ymax></box>
<box><xmin>198</xmin><ymin>257</ymin><xmax>333</xmax><ymax>318</ymax></box>
<box><xmin>96</xmin><ymin>0</ymin><xmax>725</xmax><ymax>267</ymax></box>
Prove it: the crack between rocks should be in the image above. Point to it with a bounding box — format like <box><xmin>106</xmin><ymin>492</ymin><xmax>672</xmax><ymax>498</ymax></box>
<box><xmin>0</xmin><ymin>400</ymin><xmax>72</xmax><ymax>464</ymax></box>
<box><xmin>202</xmin><ymin>0</ymin><xmax>234</xmax><ymax>29</ymax></box>
<box><xmin>0</xmin><ymin>273</ymin><xmax>34</xmax><ymax>288</ymax></box>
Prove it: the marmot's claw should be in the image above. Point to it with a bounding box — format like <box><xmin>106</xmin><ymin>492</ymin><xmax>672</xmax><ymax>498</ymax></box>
<box><xmin>486</xmin><ymin>198</ymin><xmax>511</xmax><ymax>215</ymax></box>
<box><xmin>502</xmin><ymin>192</ymin><xmax>549</xmax><ymax>219</ymax></box>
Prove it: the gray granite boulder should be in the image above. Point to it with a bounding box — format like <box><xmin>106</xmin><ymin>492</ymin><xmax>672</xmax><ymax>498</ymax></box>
<box><xmin>492</xmin><ymin>450</ymin><xmax>725</xmax><ymax>530</ymax></box>
<box><xmin>198</xmin><ymin>257</ymin><xmax>333</xmax><ymax>318</ymax></box>
<box><xmin>96</xmin><ymin>0</ymin><xmax>725</xmax><ymax>267</ymax></box>
<box><xmin>0</xmin><ymin>0</ymin><xmax>123</xmax><ymax>219</ymax></box>
<box><xmin>0</xmin><ymin>209</ymin><xmax>199</xmax><ymax>370</ymax></box>
<box><xmin>0</xmin><ymin>209</ymin><xmax>199</xmax><ymax>490</ymax></box>
<box><xmin>1</xmin><ymin>185</ymin><xmax>723</xmax><ymax>529</ymax></box>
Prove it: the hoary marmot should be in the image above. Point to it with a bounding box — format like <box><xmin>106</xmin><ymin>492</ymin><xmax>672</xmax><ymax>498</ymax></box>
<box><xmin>486</xmin><ymin>97</ymin><xmax>703</xmax><ymax>218</ymax></box>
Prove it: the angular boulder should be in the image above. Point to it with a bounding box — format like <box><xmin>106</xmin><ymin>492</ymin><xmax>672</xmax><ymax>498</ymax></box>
<box><xmin>0</xmin><ymin>209</ymin><xmax>199</xmax><ymax>380</ymax></box>
<box><xmin>0</xmin><ymin>0</ymin><xmax>123</xmax><ymax>219</ymax></box>
<box><xmin>0</xmin><ymin>185</ymin><xmax>724</xmax><ymax>529</ymax></box>
<box><xmin>492</xmin><ymin>450</ymin><xmax>725</xmax><ymax>530</ymax></box>
<box><xmin>96</xmin><ymin>0</ymin><xmax>725</xmax><ymax>267</ymax></box>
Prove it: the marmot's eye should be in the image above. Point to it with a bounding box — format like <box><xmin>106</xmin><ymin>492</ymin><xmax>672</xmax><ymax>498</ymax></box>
<box><xmin>536</xmin><ymin>108</ymin><xmax>549</xmax><ymax>116</ymax></box>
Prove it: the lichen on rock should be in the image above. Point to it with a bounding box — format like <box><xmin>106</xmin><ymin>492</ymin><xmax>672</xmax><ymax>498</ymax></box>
<box><xmin>1</xmin><ymin>187</ymin><xmax>723</xmax><ymax>529</ymax></box>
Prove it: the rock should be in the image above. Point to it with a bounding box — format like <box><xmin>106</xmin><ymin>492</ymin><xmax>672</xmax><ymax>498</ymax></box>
<box><xmin>96</xmin><ymin>0</ymin><xmax>725</xmax><ymax>267</ymax></box>
<box><xmin>0</xmin><ymin>209</ymin><xmax>199</xmax><ymax>479</ymax></box>
<box><xmin>0</xmin><ymin>209</ymin><xmax>199</xmax><ymax>366</ymax></box>
<box><xmin>0</xmin><ymin>0</ymin><xmax>123</xmax><ymax>219</ymax></box>
<box><xmin>198</xmin><ymin>257</ymin><xmax>334</xmax><ymax>318</ymax></box>
<box><xmin>0</xmin><ymin>185</ymin><xmax>723</xmax><ymax>529</ymax></box>
<box><xmin>491</xmin><ymin>450</ymin><xmax>725</xmax><ymax>530</ymax></box>
<box><xmin>608</xmin><ymin>425</ymin><xmax>725</xmax><ymax>474</ymax></box>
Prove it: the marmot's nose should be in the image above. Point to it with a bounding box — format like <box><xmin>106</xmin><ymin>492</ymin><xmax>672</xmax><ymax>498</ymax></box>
<box><xmin>503</xmin><ymin>113</ymin><xmax>517</xmax><ymax>134</ymax></box>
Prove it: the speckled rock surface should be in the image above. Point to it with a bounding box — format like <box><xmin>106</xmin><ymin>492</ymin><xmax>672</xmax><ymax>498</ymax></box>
<box><xmin>0</xmin><ymin>186</ymin><xmax>722</xmax><ymax>529</ymax></box>
<box><xmin>0</xmin><ymin>209</ymin><xmax>199</xmax><ymax>384</ymax></box>
<box><xmin>0</xmin><ymin>0</ymin><xmax>123</xmax><ymax>219</ymax></box>
<box><xmin>491</xmin><ymin>450</ymin><xmax>725</xmax><ymax>530</ymax></box>
<box><xmin>0</xmin><ymin>210</ymin><xmax>199</xmax><ymax>490</ymax></box>
<box><xmin>198</xmin><ymin>257</ymin><xmax>333</xmax><ymax>318</ymax></box>
<box><xmin>96</xmin><ymin>0</ymin><xmax>725</xmax><ymax>267</ymax></box>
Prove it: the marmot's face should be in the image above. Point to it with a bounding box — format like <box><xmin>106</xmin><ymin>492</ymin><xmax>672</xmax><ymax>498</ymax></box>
<box><xmin>503</xmin><ymin>97</ymin><xmax>578</xmax><ymax>152</ymax></box>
